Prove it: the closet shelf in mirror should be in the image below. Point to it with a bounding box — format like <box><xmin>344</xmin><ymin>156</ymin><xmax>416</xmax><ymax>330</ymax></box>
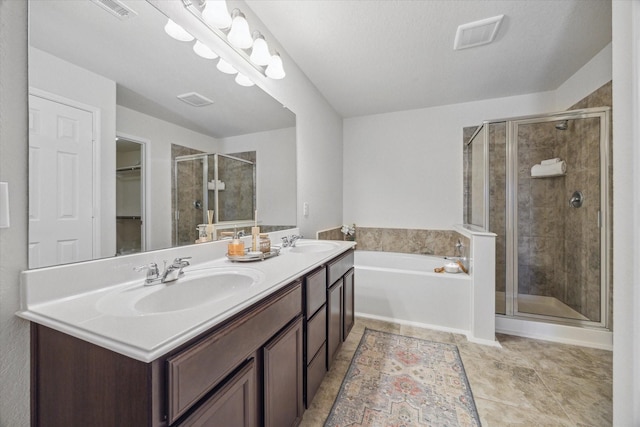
<box><xmin>116</xmin><ymin>215</ymin><xmax>141</xmax><ymax>220</ymax></box>
<box><xmin>116</xmin><ymin>165</ymin><xmax>141</xmax><ymax>172</ymax></box>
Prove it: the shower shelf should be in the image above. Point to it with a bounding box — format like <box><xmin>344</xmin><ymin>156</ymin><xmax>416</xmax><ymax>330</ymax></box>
<box><xmin>531</xmin><ymin>173</ymin><xmax>565</xmax><ymax>179</ymax></box>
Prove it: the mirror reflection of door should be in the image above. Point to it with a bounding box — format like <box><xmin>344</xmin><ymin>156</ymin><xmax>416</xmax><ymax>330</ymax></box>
<box><xmin>115</xmin><ymin>138</ymin><xmax>144</xmax><ymax>255</ymax></box>
<box><xmin>28</xmin><ymin>93</ymin><xmax>95</xmax><ymax>269</ymax></box>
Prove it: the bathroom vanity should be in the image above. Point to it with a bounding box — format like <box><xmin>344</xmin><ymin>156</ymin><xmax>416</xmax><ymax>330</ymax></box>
<box><xmin>20</xmin><ymin>238</ymin><xmax>355</xmax><ymax>427</ymax></box>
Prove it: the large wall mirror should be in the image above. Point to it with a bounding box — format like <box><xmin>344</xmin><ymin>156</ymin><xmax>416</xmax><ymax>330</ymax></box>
<box><xmin>28</xmin><ymin>0</ymin><xmax>296</xmax><ymax>269</ymax></box>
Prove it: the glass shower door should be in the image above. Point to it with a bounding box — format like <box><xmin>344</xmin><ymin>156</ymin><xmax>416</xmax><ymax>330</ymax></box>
<box><xmin>175</xmin><ymin>155</ymin><xmax>207</xmax><ymax>246</ymax></box>
<box><xmin>509</xmin><ymin>111</ymin><xmax>609</xmax><ymax>325</ymax></box>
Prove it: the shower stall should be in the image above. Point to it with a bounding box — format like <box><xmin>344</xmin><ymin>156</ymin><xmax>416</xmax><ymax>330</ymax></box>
<box><xmin>465</xmin><ymin>107</ymin><xmax>611</xmax><ymax>328</ymax></box>
<box><xmin>174</xmin><ymin>152</ymin><xmax>256</xmax><ymax>246</ymax></box>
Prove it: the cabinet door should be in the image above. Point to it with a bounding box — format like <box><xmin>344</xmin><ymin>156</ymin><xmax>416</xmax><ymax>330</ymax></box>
<box><xmin>343</xmin><ymin>269</ymin><xmax>355</xmax><ymax>340</ymax></box>
<box><xmin>264</xmin><ymin>316</ymin><xmax>304</xmax><ymax>427</ymax></box>
<box><xmin>178</xmin><ymin>359</ymin><xmax>256</xmax><ymax>427</ymax></box>
<box><xmin>327</xmin><ymin>280</ymin><xmax>343</xmax><ymax>369</ymax></box>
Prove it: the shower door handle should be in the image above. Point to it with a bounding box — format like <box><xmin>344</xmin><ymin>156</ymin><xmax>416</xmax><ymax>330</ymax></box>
<box><xmin>569</xmin><ymin>191</ymin><xmax>584</xmax><ymax>208</ymax></box>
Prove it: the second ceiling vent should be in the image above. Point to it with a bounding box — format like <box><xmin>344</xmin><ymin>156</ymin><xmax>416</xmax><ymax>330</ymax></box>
<box><xmin>177</xmin><ymin>92</ymin><xmax>214</xmax><ymax>107</ymax></box>
<box><xmin>454</xmin><ymin>15</ymin><xmax>504</xmax><ymax>50</ymax></box>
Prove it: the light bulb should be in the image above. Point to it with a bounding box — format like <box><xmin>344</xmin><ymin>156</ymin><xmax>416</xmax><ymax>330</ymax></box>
<box><xmin>193</xmin><ymin>40</ymin><xmax>218</xmax><ymax>59</ymax></box>
<box><xmin>250</xmin><ymin>33</ymin><xmax>271</xmax><ymax>66</ymax></box>
<box><xmin>216</xmin><ymin>58</ymin><xmax>237</xmax><ymax>75</ymax></box>
<box><xmin>265</xmin><ymin>53</ymin><xmax>285</xmax><ymax>79</ymax></box>
<box><xmin>202</xmin><ymin>0</ymin><xmax>232</xmax><ymax>29</ymax></box>
<box><xmin>227</xmin><ymin>10</ymin><xmax>253</xmax><ymax>49</ymax></box>
<box><xmin>235</xmin><ymin>73</ymin><xmax>255</xmax><ymax>87</ymax></box>
<box><xmin>164</xmin><ymin>19</ymin><xmax>194</xmax><ymax>42</ymax></box>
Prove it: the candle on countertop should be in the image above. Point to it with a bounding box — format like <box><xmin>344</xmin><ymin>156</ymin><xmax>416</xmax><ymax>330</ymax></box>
<box><xmin>252</xmin><ymin>210</ymin><xmax>260</xmax><ymax>251</ymax></box>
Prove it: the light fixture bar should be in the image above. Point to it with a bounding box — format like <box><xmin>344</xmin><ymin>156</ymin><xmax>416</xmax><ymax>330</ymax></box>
<box><xmin>181</xmin><ymin>0</ymin><xmax>265</xmax><ymax>76</ymax></box>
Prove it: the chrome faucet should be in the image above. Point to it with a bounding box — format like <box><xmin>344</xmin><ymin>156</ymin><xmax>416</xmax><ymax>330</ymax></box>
<box><xmin>161</xmin><ymin>257</ymin><xmax>192</xmax><ymax>282</ymax></box>
<box><xmin>282</xmin><ymin>234</ymin><xmax>303</xmax><ymax>248</ymax></box>
<box><xmin>134</xmin><ymin>262</ymin><xmax>161</xmax><ymax>285</ymax></box>
<box><xmin>134</xmin><ymin>257</ymin><xmax>191</xmax><ymax>285</ymax></box>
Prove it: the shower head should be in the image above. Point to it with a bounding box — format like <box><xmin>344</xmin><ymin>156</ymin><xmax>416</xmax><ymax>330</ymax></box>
<box><xmin>555</xmin><ymin>120</ymin><xmax>568</xmax><ymax>131</ymax></box>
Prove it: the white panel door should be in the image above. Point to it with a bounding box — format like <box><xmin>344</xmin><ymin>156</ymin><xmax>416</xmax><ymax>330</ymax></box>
<box><xmin>29</xmin><ymin>95</ymin><xmax>94</xmax><ymax>268</ymax></box>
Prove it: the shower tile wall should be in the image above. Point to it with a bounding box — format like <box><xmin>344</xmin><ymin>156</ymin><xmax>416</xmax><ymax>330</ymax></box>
<box><xmin>462</xmin><ymin>127</ymin><xmax>477</xmax><ymax>225</ymax></box>
<box><xmin>216</xmin><ymin>152</ymin><xmax>256</xmax><ymax>222</ymax></box>
<box><xmin>517</xmin><ymin>122</ymin><xmax>567</xmax><ymax>302</ymax></box>
<box><xmin>172</xmin><ymin>144</ymin><xmax>205</xmax><ymax>246</ymax></box>
<box><xmin>489</xmin><ymin>124</ymin><xmax>507</xmax><ymax>299</ymax></box>
<box><xmin>569</xmin><ymin>81</ymin><xmax>613</xmax><ymax>328</ymax></box>
<box><xmin>464</xmin><ymin>81</ymin><xmax>612</xmax><ymax>323</ymax></box>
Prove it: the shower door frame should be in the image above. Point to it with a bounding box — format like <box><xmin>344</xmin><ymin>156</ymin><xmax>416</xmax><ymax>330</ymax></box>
<box><xmin>174</xmin><ymin>152</ymin><xmax>257</xmax><ymax>243</ymax></box>
<box><xmin>505</xmin><ymin>107</ymin><xmax>611</xmax><ymax>328</ymax></box>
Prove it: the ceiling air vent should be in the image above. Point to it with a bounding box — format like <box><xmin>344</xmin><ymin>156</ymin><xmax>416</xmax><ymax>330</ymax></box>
<box><xmin>90</xmin><ymin>0</ymin><xmax>138</xmax><ymax>20</ymax></box>
<box><xmin>454</xmin><ymin>15</ymin><xmax>504</xmax><ymax>50</ymax></box>
<box><xmin>177</xmin><ymin>92</ymin><xmax>215</xmax><ymax>107</ymax></box>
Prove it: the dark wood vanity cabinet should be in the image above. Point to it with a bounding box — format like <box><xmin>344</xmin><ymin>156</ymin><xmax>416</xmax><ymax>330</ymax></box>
<box><xmin>326</xmin><ymin>249</ymin><xmax>355</xmax><ymax>369</ymax></box>
<box><xmin>343</xmin><ymin>268</ymin><xmax>355</xmax><ymax>339</ymax></box>
<box><xmin>327</xmin><ymin>278</ymin><xmax>343</xmax><ymax>367</ymax></box>
<box><xmin>177</xmin><ymin>358</ymin><xmax>257</xmax><ymax>427</ymax></box>
<box><xmin>302</xmin><ymin>266</ymin><xmax>328</xmax><ymax>407</ymax></box>
<box><xmin>30</xmin><ymin>249</ymin><xmax>354</xmax><ymax>426</ymax></box>
<box><xmin>31</xmin><ymin>281</ymin><xmax>303</xmax><ymax>427</ymax></box>
<box><xmin>264</xmin><ymin>316</ymin><xmax>304</xmax><ymax>427</ymax></box>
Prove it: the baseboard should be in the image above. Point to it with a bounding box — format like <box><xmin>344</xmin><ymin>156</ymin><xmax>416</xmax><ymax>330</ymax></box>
<box><xmin>496</xmin><ymin>315</ymin><xmax>613</xmax><ymax>350</ymax></box>
<box><xmin>466</xmin><ymin>335</ymin><xmax>502</xmax><ymax>348</ymax></box>
<box><xmin>355</xmin><ymin>311</ymin><xmax>469</xmax><ymax>339</ymax></box>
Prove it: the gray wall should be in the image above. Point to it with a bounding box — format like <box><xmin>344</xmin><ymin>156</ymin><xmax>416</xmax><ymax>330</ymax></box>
<box><xmin>0</xmin><ymin>1</ymin><xmax>30</xmax><ymax>426</ymax></box>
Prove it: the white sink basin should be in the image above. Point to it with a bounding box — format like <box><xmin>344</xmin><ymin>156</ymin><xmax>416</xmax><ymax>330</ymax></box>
<box><xmin>96</xmin><ymin>267</ymin><xmax>264</xmax><ymax>316</ymax></box>
<box><xmin>288</xmin><ymin>240</ymin><xmax>340</xmax><ymax>254</ymax></box>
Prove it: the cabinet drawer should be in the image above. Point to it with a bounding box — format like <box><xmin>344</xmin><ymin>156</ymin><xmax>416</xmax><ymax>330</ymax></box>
<box><xmin>167</xmin><ymin>282</ymin><xmax>302</xmax><ymax>424</ymax></box>
<box><xmin>327</xmin><ymin>250</ymin><xmax>354</xmax><ymax>286</ymax></box>
<box><xmin>305</xmin><ymin>343</ymin><xmax>326</xmax><ymax>408</ymax></box>
<box><xmin>306</xmin><ymin>304</ymin><xmax>326</xmax><ymax>360</ymax></box>
<box><xmin>305</xmin><ymin>267</ymin><xmax>326</xmax><ymax>316</ymax></box>
<box><xmin>178</xmin><ymin>359</ymin><xmax>256</xmax><ymax>427</ymax></box>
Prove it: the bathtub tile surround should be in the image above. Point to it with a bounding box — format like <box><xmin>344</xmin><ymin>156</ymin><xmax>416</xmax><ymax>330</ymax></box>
<box><xmin>318</xmin><ymin>226</ymin><xmax>470</xmax><ymax>257</ymax></box>
<box><xmin>300</xmin><ymin>317</ymin><xmax>612</xmax><ymax>427</ymax></box>
<box><xmin>354</xmin><ymin>225</ymin><xmax>497</xmax><ymax>345</ymax></box>
<box><xmin>316</xmin><ymin>226</ymin><xmax>344</xmax><ymax>241</ymax></box>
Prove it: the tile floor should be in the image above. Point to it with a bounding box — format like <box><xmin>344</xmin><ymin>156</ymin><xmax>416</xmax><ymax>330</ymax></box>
<box><xmin>300</xmin><ymin>317</ymin><xmax>612</xmax><ymax>427</ymax></box>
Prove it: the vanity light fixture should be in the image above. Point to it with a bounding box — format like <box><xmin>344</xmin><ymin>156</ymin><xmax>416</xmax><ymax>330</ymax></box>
<box><xmin>201</xmin><ymin>0</ymin><xmax>232</xmax><ymax>29</ymax></box>
<box><xmin>177</xmin><ymin>0</ymin><xmax>286</xmax><ymax>83</ymax></box>
<box><xmin>193</xmin><ymin>40</ymin><xmax>219</xmax><ymax>59</ymax></box>
<box><xmin>164</xmin><ymin>18</ymin><xmax>194</xmax><ymax>42</ymax></box>
<box><xmin>265</xmin><ymin>52</ymin><xmax>286</xmax><ymax>80</ymax></box>
<box><xmin>216</xmin><ymin>58</ymin><xmax>238</xmax><ymax>74</ymax></box>
<box><xmin>235</xmin><ymin>73</ymin><xmax>255</xmax><ymax>87</ymax></box>
<box><xmin>227</xmin><ymin>9</ymin><xmax>253</xmax><ymax>49</ymax></box>
<box><xmin>249</xmin><ymin>32</ymin><xmax>271</xmax><ymax>66</ymax></box>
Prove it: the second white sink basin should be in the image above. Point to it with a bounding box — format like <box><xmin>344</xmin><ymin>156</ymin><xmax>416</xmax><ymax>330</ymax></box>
<box><xmin>96</xmin><ymin>267</ymin><xmax>265</xmax><ymax>316</ymax></box>
<box><xmin>288</xmin><ymin>240</ymin><xmax>340</xmax><ymax>254</ymax></box>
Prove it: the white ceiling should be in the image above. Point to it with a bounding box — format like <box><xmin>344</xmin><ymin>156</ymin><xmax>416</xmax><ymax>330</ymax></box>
<box><xmin>30</xmin><ymin>0</ymin><xmax>295</xmax><ymax>139</ymax></box>
<box><xmin>245</xmin><ymin>0</ymin><xmax>612</xmax><ymax>118</ymax></box>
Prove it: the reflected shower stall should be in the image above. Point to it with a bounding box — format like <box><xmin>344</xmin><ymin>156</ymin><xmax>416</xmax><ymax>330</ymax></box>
<box><xmin>174</xmin><ymin>152</ymin><xmax>256</xmax><ymax>246</ymax></box>
<box><xmin>465</xmin><ymin>108</ymin><xmax>611</xmax><ymax>328</ymax></box>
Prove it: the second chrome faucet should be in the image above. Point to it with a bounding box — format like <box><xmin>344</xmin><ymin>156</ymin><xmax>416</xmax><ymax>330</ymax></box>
<box><xmin>135</xmin><ymin>257</ymin><xmax>191</xmax><ymax>286</ymax></box>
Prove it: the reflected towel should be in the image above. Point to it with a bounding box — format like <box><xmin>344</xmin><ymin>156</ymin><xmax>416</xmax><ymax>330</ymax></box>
<box><xmin>541</xmin><ymin>157</ymin><xmax>561</xmax><ymax>165</ymax></box>
<box><xmin>531</xmin><ymin>161</ymin><xmax>566</xmax><ymax>177</ymax></box>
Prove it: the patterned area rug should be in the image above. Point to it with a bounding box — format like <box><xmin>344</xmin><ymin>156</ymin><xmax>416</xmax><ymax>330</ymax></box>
<box><xmin>325</xmin><ymin>329</ymin><xmax>480</xmax><ymax>427</ymax></box>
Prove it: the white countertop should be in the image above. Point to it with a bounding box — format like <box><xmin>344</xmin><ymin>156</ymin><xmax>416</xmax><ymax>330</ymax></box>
<box><xmin>18</xmin><ymin>237</ymin><xmax>355</xmax><ymax>362</ymax></box>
